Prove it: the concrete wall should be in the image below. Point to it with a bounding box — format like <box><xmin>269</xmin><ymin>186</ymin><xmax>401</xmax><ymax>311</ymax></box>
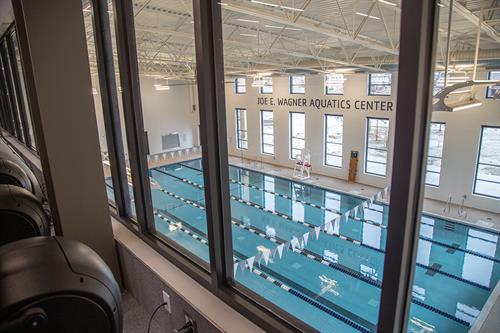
<box><xmin>224</xmin><ymin>72</ymin><xmax>500</xmax><ymax>213</ymax></box>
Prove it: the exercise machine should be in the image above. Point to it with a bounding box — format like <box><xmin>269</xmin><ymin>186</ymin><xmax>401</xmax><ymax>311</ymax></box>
<box><xmin>0</xmin><ymin>236</ymin><xmax>122</xmax><ymax>333</ymax></box>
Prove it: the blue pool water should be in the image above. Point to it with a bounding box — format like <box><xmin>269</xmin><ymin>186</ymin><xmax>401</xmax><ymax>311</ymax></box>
<box><xmin>119</xmin><ymin>159</ymin><xmax>500</xmax><ymax>332</ymax></box>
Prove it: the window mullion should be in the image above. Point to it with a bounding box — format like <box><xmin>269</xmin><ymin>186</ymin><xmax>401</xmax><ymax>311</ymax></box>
<box><xmin>192</xmin><ymin>0</ymin><xmax>233</xmax><ymax>288</ymax></box>
<box><xmin>377</xmin><ymin>0</ymin><xmax>438</xmax><ymax>331</ymax></box>
<box><xmin>91</xmin><ymin>0</ymin><xmax>131</xmax><ymax>217</ymax></box>
<box><xmin>6</xmin><ymin>32</ymin><xmax>30</xmax><ymax>147</ymax></box>
<box><xmin>112</xmin><ymin>0</ymin><xmax>154</xmax><ymax>230</ymax></box>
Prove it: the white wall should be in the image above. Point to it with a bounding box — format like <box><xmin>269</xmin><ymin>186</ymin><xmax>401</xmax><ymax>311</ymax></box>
<box><xmin>94</xmin><ymin>76</ymin><xmax>200</xmax><ymax>157</ymax></box>
<box><xmin>139</xmin><ymin>77</ymin><xmax>199</xmax><ymax>155</ymax></box>
<box><xmin>225</xmin><ymin>74</ymin><xmax>397</xmax><ymax>189</ymax></box>
<box><xmin>225</xmin><ymin>72</ymin><xmax>500</xmax><ymax>213</ymax></box>
<box><xmin>93</xmin><ymin>71</ymin><xmax>499</xmax><ymax>213</ymax></box>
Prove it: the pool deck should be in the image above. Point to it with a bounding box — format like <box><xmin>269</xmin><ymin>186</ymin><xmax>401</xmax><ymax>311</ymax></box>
<box><xmin>121</xmin><ymin>149</ymin><xmax>500</xmax><ymax>233</ymax></box>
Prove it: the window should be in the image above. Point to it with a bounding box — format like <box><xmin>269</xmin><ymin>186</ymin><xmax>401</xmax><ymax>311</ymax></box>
<box><xmin>369</xmin><ymin>73</ymin><xmax>392</xmax><ymax>96</ymax></box>
<box><xmin>11</xmin><ymin>31</ymin><xmax>36</xmax><ymax>150</ymax></box>
<box><xmin>260</xmin><ymin>77</ymin><xmax>272</xmax><ymax>94</ymax></box>
<box><xmin>433</xmin><ymin>71</ymin><xmax>445</xmax><ymax>96</ymax></box>
<box><xmin>425</xmin><ymin>122</ymin><xmax>445</xmax><ymax>186</ymax></box>
<box><xmin>236</xmin><ymin>108</ymin><xmax>248</xmax><ymax>150</ymax></box>
<box><xmin>486</xmin><ymin>72</ymin><xmax>500</xmax><ymax>99</ymax></box>
<box><xmin>324</xmin><ymin>115</ymin><xmax>343</xmax><ymax>167</ymax></box>
<box><xmin>474</xmin><ymin>126</ymin><xmax>500</xmax><ymax>198</ymax></box>
<box><xmin>289</xmin><ymin>112</ymin><xmax>305</xmax><ymax>159</ymax></box>
<box><xmin>325</xmin><ymin>74</ymin><xmax>344</xmax><ymax>95</ymax></box>
<box><xmin>235</xmin><ymin>77</ymin><xmax>246</xmax><ymax>94</ymax></box>
<box><xmin>365</xmin><ymin>117</ymin><xmax>389</xmax><ymax>176</ymax></box>
<box><xmin>289</xmin><ymin>75</ymin><xmax>305</xmax><ymax>94</ymax></box>
<box><xmin>260</xmin><ymin>110</ymin><xmax>273</xmax><ymax>155</ymax></box>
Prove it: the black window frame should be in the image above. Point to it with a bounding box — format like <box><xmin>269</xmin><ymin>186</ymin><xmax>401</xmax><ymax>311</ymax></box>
<box><xmin>368</xmin><ymin>73</ymin><xmax>392</xmax><ymax>96</ymax></box>
<box><xmin>259</xmin><ymin>77</ymin><xmax>272</xmax><ymax>94</ymax></box>
<box><xmin>289</xmin><ymin>111</ymin><xmax>305</xmax><ymax>159</ymax></box>
<box><xmin>0</xmin><ymin>23</ymin><xmax>37</xmax><ymax>153</ymax></box>
<box><xmin>235</xmin><ymin>108</ymin><xmax>248</xmax><ymax>150</ymax></box>
<box><xmin>425</xmin><ymin>121</ymin><xmax>445</xmax><ymax>187</ymax></box>
<box><xmin>289</xmin><ymin>75</ymin><xmax>305</xmax><ymax>94</ymax></box>
<box><xmin>324</xmin><ymin>73</ymin><xmax>344</xmax><ymax>95</ymax></box>
<box><xmin>473</xmin><ymin>125</ymin><xmax>500</xmax><ymax>199</ymax></box>
<box><xmin>234</xmin><ymin>77</ymin><xmax>246</xmax><ymax>94</ymax></box>
<box><xmin>324</xmin><ymin>114</ymin><xmax>343</xmax><ymax>168</ymax></box>
<box><xmin>260</xmin><ymin>109</ymin><xmax>274</xmax><ymax>155</ymax></box>
<box><xmin>18</xmin><ymin>1</ymin><xmax>446</xmax><ymax>332</ymax></box>
<box><xmin>486</xmin><ymin>71</ymin><xmax>500</xmax><ymax>99</ymax></box>
<box><xmin>365</xmin><ymin>116</ymin><xmax>390</xmax><ymax>176</ymax></box>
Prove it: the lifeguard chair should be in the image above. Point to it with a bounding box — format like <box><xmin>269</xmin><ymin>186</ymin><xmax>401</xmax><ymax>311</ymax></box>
<box><xmin>293</xmin><ymin>148</ymin><xmax>312</xmax><ymax>180</ymax></box>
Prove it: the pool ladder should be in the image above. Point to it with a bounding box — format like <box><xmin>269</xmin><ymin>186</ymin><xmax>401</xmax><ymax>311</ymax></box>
<box><xmin>443</xmin><ymin>195</ymin><xmax>452</xmax><ymax>215</ymax></box>
<box><xmin>457</xmin><ymin>195</ymin><xmax>468</xmax><ymax>218</ymax></box>
<box><xmin>442</xmin><ymin>194</ymin><xmax>467</xmax><ymax>218</ymax></box>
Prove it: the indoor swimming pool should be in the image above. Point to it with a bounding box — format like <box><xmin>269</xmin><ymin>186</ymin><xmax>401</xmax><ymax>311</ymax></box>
<box><xmin>120</xmin><ymin>159</ymin><xmax>500</xmax><ymax>333</ymax></box>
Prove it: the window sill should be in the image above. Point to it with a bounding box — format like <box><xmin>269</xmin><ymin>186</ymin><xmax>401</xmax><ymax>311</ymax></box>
<box><xmin>111</xmin><ymin>218</ymin><xmax>264</xmax><ymax>333</ymax></box>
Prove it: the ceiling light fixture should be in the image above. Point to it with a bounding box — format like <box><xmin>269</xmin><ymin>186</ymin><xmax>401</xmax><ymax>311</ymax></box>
<box><xmin>251</xmin><ymin>0</ymin><xmax>303</xmax><ymax>12</ymax></box>
<box><xmin>264</xmin><ymin>24</ymin><xmax>301</xmax><ymax>31</ymax></box>
<box><xmin>240</xmin><ymin>33</ymin><xmax>258</xmax><ymax>37</ymax></box>
<box><xmin>251</xmin><ymin>0</ymin><xmax>278</xmax><ymax>8</ymax></box>
<box><xmin>333</xmin><ymin>67</ymin><xmax>356</xmax><ymax>73</ymax></box>
<box><xmin>355</xmin><ymin>12</ymin><xmax>381</xmax><ymax>20</ymax></box>
<box><xmin>378</xmin><ymin>0</ymin><xmax>397</xmax><ymax>7</ymax></box>
<box><xmin>154</xmin><ymin>84</ymin><xmax>170</xmax><ymax>91</ymax></box>
<box><xmin>280</xmin><ymin>5</ymin><xmax>304</xmax><ymax>12</ymax></box>
<box><xmin>236</xmin><ymin>18</ymin><xmax>260</xmax><ymax>23</ymax></box>
<box><xmin>451</xmin><ymin>100</ymin><xmax>482</xmax><ymax>112</ymax></box>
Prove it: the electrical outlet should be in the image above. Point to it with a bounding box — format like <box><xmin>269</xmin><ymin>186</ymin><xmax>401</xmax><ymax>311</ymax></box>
<box><xmin>162</xmin><ymin>290</ymin><xmax>171</xmax><ymax>314</ymax></box>
<box><xmin>184</xmin><ymin>312</ymin><xmax>196</xmax><ymax>333</ymax></box>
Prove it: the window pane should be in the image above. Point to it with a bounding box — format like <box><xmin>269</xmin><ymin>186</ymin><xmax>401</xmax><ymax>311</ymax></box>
<box><xmin>11</xmin><ymin>31</ymin><xmax>36</xmax><ymax>150</ymax></box>
<box><xmin>325</xmin><ymin>74</ymin><xmax>344</xmax><ymax>95</ymax></box>
<box><xmin>117</xmin><ymin>0</ymin><xmax>207</xmax><ymax>260</ymax></box>
<box><xmin>235</xmin><ymin>77</ymin><xmax>246</xmax><ymax>93</ymax></box>
<box><xmin>325</xmin><ymin>115</ymin><xmax>343</xmax><ymax>167</ymax></box>
<box><xmin>220</xmin><ymin>2</ymin><xmax>399</xmax><ymax>331</ymax></box>
<box><xmin>478</xmin><ymin>127</ymin><xmax>500</xmax><ymax>165</ymax></box>
<box><xmin>425</xmin><ymin>171</ymin><xmax>440</xmax><ymax>187</ymax></box>
<box><xmin>0</xmin><ymin>41</ymin><xmax>24</xmax><ymax>142</ymax></box>
<box><xmin>365</xmin><ymin>118</ymin><xmax>389</xmax><ymax>176</ymax></box>
<box><xmin>290</xmin><ymin>75</ymin><xmax>305</xmax><ymax>94</ymax></box>
<box><xmin>486</xmin><ymin>72</ymin><xmax>500</xmax><ymax>98</ymax></box>
<box><xmin>260</xmin><ymin>110</ymin><xmax>273</xmax><ymax>155</ymax></box>
<box><xmin>475</xmin><ymin>127</ymin><xmax>500</xmax><ymax>198</ymax></box>
<box><xmin>83</xmin><ymin>0</ymin><xmax>119</xmax><ymax>206</ymax></box>
<box><xmin>408</xmin><ymin>3</ymin><xmax>500</xmax><ymax>333</ymax></box>
<box><xmin>260</xmin><ymin>77</ymin><xmax>272</xmax><ymax>94</ymax></box>
<box><xmin>369</xmin><ymin>73</ymin><xmax>392</xmax><ymax>96</ymax></box>
<box><xmin>237</xmin><ymin>108</ymin><xmax>248</xmax><ymax>150</ymax></box>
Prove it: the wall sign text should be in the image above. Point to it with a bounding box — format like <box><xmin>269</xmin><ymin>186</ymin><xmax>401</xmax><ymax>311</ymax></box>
<box><xmin>257</xmin><ymin>97</ymin><xmax>393</xmax><ymax>112</ymax></box>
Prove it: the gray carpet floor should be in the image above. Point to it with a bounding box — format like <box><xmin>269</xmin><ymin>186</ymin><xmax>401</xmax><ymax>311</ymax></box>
<box><xmin>122</xmin><ymin>292</ymin><xmax>163</xmax><ymax>333</ymax></box>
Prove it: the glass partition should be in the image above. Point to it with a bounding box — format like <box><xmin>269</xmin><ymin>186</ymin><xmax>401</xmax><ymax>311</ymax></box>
<box><xmin>405</xmin><ymin>2</ymin><xmax>500</xmax><ymax>332</ymax></box>
<box><xmin>220</xmin><ymin>0</ymin><xmax>400</xmax><ymax>331</ymax></box>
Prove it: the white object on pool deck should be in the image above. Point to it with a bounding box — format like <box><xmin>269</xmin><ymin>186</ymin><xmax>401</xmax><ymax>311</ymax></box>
<box><xmin>477</xmin><ymin>220</ymin><xmax>494</xmax><ymax>228</ymax></box>
<box><xmin>293</xmin><ymin>148</ymin><xmax>312</xmax><ymax>180</ymax></box>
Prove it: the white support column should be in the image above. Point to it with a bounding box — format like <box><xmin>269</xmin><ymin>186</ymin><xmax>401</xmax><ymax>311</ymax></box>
<box><xmin>12</xmin><ymin>0</ymin><xmax>120</xmax><ymax>281</ymax></box>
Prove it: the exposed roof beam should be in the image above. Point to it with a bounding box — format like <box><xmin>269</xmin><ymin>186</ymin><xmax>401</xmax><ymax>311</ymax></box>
<box><xmin>136</xmin><ymin>26</ymin><xmax>383</xmax><ymax>72</ymax></box>
<box><xmin>441</xmin><ymin>0</ymin><xmax>500</xmax><ymax>43</ymax></box>
<box><xmin>221</xmin><ymin>3</ymin><xmax>398</xmax><ymax>55</ymax></box>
